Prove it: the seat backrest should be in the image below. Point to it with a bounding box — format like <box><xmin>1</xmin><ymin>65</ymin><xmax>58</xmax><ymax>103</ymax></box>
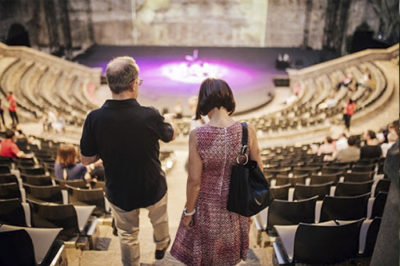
<box><xmin>24</xmin><ymin>184</ymin><xmax>63</xmax><ymax>204</ymax></box>
<box><xmin>20</xmin><ymin>167</ymin><xmax>46</xmax><ymax>176</ymax></box>
<box><xmin>310</xmin><ymin>173</ymin><xmax>339</xmax><ymax>184</ymax></box>
<box><xmin>352</xmin><ymin>164</ymin><xmax>375</xmax><ymax>172</ymax></box>
<box><xmin>0</xmin><ymin>229</ymin><xmax>36</xmax><ymax>266</ymax></box>
<box><xmin>270</xmin><ymin>184</ymin><xmax>291</xmax><ymax>200</ymax></box>
<box><xmin>29</xmin><ymin>199</ymin><xmax>79</xmax><ymax>240</ymax></box>
<box><xmin>275</xmin><ymin>175</ymin><xmax>307</xmax><ymax>186</ymax></box>
<box><xmin>371</xmin><ymin>192</ymin><xmax>388</xmax><ymax>218</ymax></box>
<box><xmin>56</xmin><ymin>179</ymin><xmax>86</xmax><ymax>189</ymax></box>
<box><xmin>0</xmin><ymin>174</ymin><xmax>18</xmax><ymax>184</ymax></box>
<box><xmin>267</xmin><ymin>196</ymin><xmax>318</xmax><ymax>230</ymax></box>
<box><xmin>320</xmin><ymin>193</ymin><xmax>370</xmax><ymax>222</ymax></box>
<box><xmin>294</xmin><ymin>219</ymin><xmax>363</xmax><ymax>264</ymax></box>
<box><xmin>0</xmin><ymin>182</ymin><xmax>21</xmax><ymax>199</ymax></box>
<box><xmin>0</xmin><ymin>165</ymin><xmax>11</xmax><ymax>174</ymax></box>
<box><xmin>374</xmin><ymin>179</ymin><xmax>390</xmax><ymax>197</ymax></box>
<box><xmin>22</xmin><ymin>174</ymin><xmax>53</xmax><ymax>186</ymax></box>
<box><xmin>294</xmin><ymin>182</ymin><xmax>333</xmax><ymax>200</ymax></box>
<box><xmin>67</xmin><ymin>185</ymin><xmax>105</xmax><ymax>215</ymax></box>
<box><xmin>335</xmin><ymin>180</ymin><xmax>374</xmax><ymax>196</ymax></box>
<box><xmin>292</xmin><ymin>167</ymin><xmax>319</xmax><ymax>175</ymax></box>
<box><xmin>344</xmin><ymin>171</ymin><xmax>373</xmax><ymax>182</ymax></box>
<box><xmin>0</xmin><ymin>198</ymin><xmax>26</xmax><ymax>226</ymax></box>
<box><xmin>363</xmin><ymin>218</ymin><xmax>381</xmax><ymax>256</ymax></box>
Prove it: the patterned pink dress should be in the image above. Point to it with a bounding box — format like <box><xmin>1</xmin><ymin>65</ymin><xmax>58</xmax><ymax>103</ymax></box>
<box><xmin>171</xmin><ymin>122</ymin><xmax>250</xmax><ymax>266</ymax></box>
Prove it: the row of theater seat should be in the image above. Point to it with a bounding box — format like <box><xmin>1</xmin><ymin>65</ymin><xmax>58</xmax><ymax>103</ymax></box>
<box><xmin>252</xmin><ymin>144</ymin><xmax>389</xmax><ymax>265</ymax></box>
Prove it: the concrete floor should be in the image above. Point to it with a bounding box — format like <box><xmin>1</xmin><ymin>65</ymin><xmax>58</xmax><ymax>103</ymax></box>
<box><xmin>65</xmin><ymin>149</ymin><xmax>273</xmax><ymax>266</ymax></box>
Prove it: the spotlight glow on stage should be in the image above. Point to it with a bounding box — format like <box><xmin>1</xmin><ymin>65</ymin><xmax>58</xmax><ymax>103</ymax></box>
<box><xmin>161</xmin><ymin>62</ymin><xmax>228</xmax><ymax>83</ymax></box>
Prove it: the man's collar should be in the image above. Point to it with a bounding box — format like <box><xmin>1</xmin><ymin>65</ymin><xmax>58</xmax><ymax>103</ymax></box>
<box><xmin>103</xmin><ymin>98</ymin><xmax>140</xmax><ymax>108</ymax></box>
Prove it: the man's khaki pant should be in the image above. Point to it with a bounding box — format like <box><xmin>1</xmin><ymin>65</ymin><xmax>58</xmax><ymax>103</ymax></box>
<box><xmin>110</xmin><ymin>193</ymin><xmax>170</xmax><ymax>266</ymax></box>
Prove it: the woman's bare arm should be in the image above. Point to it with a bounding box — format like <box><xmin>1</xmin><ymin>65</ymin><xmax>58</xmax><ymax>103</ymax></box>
<box><xmin>248</xmin><ymin>124</ymin><xmax>263</xmax><ymax>171</ymax></box>
<box><xmin>185</xmin><ymin>129</ymin><xmax>202</xmax><ymax>213</ymax></box>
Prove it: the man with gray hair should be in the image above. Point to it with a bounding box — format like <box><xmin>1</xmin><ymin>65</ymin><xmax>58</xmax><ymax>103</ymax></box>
<box><xmin>80</xmin><ymin>56</ymin><xmax>176</xmax><ymax>265</ymax></box>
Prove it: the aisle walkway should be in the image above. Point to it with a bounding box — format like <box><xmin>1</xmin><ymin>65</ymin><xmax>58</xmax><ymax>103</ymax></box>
<box><xmin>65</xmin><ymin>149</ymin><xmax>271</xmax><ymax>265</ymax></box>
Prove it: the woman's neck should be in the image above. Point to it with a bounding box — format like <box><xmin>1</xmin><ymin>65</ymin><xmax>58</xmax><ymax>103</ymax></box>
<box><xmin>207</xmin><ymin>108</ymin><xmax>234</xmax><ymax>127</ymax></box>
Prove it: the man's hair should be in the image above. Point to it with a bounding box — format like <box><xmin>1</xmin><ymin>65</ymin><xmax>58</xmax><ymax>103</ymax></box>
<box><xmin>106</xmin><ymin>56</ymin><xmax>139</xmax><ymax>94</ymax></box>
<box><xmin>195</xmin><ymin>78</ymin><xmax>236</xmax><ymax>120</ymax></box>
<box><xmin>366</xmin><ymin>130</ymin><xmax>376</xmax><ymax>139</ymax></box>
<box><xmin>347</xmin><ymin>135</ymin><xmax>359</xmax><ymax>146</ymax></box>
<box><xmin>56</xmin><ymin>144</ymin><xmax>78</xmax><ymax>167</ymax></box>
<box><xmin>389</xmin><ymin>120</ymin><xmax>399</xmax><ymax>136</ymax></box>
<box><xmin>5</xmin><ymin>129</ymin><xmax>14</xmax><ymax>139</ymax></box>
<box><xmin>325</xmin><ymin>136</ymin><xmax>333</xmax><ymax>144</ymax></box>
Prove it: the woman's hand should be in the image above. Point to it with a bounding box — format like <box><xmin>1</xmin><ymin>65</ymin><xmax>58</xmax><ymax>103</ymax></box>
<box><xmin>183</xmin><ymin>215</ymin><xmax>194</xmax><ymax>229</ymax></box>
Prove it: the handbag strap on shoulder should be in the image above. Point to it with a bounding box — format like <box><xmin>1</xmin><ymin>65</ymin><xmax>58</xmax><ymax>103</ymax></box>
<box><xmin>240</xmin><ymin>122</ymin><xmax>248</xmax><ymax>155</ymax></box>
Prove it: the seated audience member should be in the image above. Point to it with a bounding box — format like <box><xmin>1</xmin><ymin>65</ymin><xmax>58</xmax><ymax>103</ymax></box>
<box><xmin>0</xmin><ymin>129</ymin><xmax>30</xmax><ymax>159</ymax></box>
<box><xmin>318</xmin><ymin>136</ymin><xmax>337</xmax><ymax>158</ymax></box>
<box><xmin>381</xmin><ymin>133</ymin><xmax>397</xmax><ymax>157</ymax></box>
<box><xmin>360</xmin><ymin>130</ymin><xmax>382</xmax><ymax>159</ymax></box>
<box><xmin>55</xmin><ymin>144</ymin><xmax>88</xmax><ymax>180</ymax></box>
<box><xmin>88</xmin><ymin>160</ymin><xmax>105</xmax><ymax>181</ymax></box>
<box><xmin>336</xmin><ymin>133</ymin><xmax>348</xmax><ymax>151</ymax></box>
<box><xmin>334</xmin><ymin>135</ymin><xmax>360</xmax><ymax>162</ymax></box>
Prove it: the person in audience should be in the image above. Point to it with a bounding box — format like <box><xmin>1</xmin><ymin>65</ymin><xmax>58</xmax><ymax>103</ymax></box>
<box><xmin>335</xmin><ymin>133</ymin><xmax>348</xmax><ymax>151</ymax></box>
<box><xmin>0</xmin><ymin>99</ymin><xmax>5</xmax><ymax>129</ymax></box>
<box><xmin>54</xmin><ymin>144</ymin><xmax>88</xmax><ymax>180</ymax></box>
<box><xmin>0</xmin><ymin>129</ymin><xmax>30</xmax><ymax>159</ymax></box>
<box><xmin>80</xmin><ymin>56</ymin><xmax>176</xmax><ymax>265</ymax></box>
<box><xmin>343</xmin><ymin>98</ymin><xmax>356</xmax><ymax>131</ymax></box>
<box><xmin>337</xmin><ymin>73</ymin><xmax>353</xmax><ymax>90</ymax></box>
<box><xmin>381</xmin><ymin>132</ymin><xmax>397</xmax><ymax>157</ymax></box>
<box><xmin>360</xmin><ymin>130</ymin><xmax>382</xmax><ymax>159</ymax></box>
<box><xmin>317</xmin><ymin>136</ymin><xmax>336</xmax><ymax>157</ymax></box>
<box><xmin>171</xmin><ymin>78</ymin><xmax>263</xmax><ymax>265</ymax></box>
<box><xmin>334</xmin><ymin>135</ymin><xmax>360</xmax><ymax>162</ymax></box>
<box><xmin>7</xmin><ymin>91</ymin><xmax>19</xmax><ymax>126</ymax></box>
<box><xmin>15</xmin><ymin>129</ymin><xmax>29</xmax><ymax>150</ymax></box>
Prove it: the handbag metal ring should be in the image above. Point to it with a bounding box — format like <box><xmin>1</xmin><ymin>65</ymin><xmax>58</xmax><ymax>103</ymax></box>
<box><xmin>236</xmin><ymin>154</ymin><xmax>249</xmax><ymax>165</ymax></box>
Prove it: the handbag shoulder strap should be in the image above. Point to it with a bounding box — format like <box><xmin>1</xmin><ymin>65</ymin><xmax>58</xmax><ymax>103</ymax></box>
<box><xmin>240</xmin><ymin>122</ymin><xmax>248</xmax><ymax>155</ymax></box>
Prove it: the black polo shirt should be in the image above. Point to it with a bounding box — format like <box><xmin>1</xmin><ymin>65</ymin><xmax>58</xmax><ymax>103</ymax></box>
<box><xmin>80</xmin><ymin>98</ymin><xmax>174</xmax><ymax>211</ymax></box>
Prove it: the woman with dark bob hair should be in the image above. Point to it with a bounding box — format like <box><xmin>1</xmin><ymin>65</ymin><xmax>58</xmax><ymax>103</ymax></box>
<box><xmin>171</xmin><ymin>78</ymin><xmax>263</xmax><ymax>265</ymax></box>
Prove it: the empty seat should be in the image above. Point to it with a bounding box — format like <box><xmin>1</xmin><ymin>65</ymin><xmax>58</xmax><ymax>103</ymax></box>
<box><xmin>309</xmin><ymin>173</ymin><xmax>340</xmax><ymax>184</ymax></box>
<box><xmin>320</xmin><ymin>193</ymin><xmax>370</xmax><ymax>222</ymax></box>
<box><xmin>294</xmin><ymin>182</ymin><xmax>333</xmax><ymax>200</ymax></box>
<box><xmin>24</xmin><ymin>184</ymin><xmax>63</xmax><ymax>204</ymax></box>
<box><xmin>56</xmin><ymin>179</ymin><xmax>87</xmax><ymax>189</ymax></box>
<box><xmin>67</xmin><ymin>185</ymin><xmax>106</xmax><ymax>216</ymax></box>
<box><xmin>29</xmin><ymin>199</ymin><xmax>96</xmax><ymax>241</ymax></box>
<box><xmin>374</xmin><ymin>179</ymin><xmax>390</xmax><ymax>197</ymax></box>
<box><xmin>264</xmin><ymin>167</ymin><xmax>291</xmax><ymax>177</ymax></box>
<box><xmin>19</xmin><ymin>167</ymin><xmax>46</xmax><ymax>176</ymax></box>
<box><xmin>0</xmin><ymin>165</ymin><xmax>11</xmax><ymax>174</ymax></box>
<box><xmin>371</xmin><ymin>192</ymin><xmax>387</xmax><ymax>218</ymax></box>
<box><xmin>270</xmin><ymin>184</ymin><xmax>291</xmax><ymax>200</ymax></box>
<box><xmin>0</xmin><ymin>225</ymin><xmax>64</xmax><ymax>265</ymax></box>
<box><xmin>22</xmin><ymin>174</ymin><xmax>53</xmax><ymax>186</ymax></box>
<box><xmin>0</xmin><ymin>198</ymin><xmax>26</xmax><ymax>226</ymax></box>
<box><xmin>335</xmin><ymin>180</ymin><xmax>374</xmax><ymax>196</ymax></box>
<box><xmin>267</xmin><ymin>196</ymin><xmax>317</xmax><ymax>232</ymax></box>
<box><xmin>273</xmin><ymin>219</ymin><xmax>363</xmax><ymax>264</ymax></box>
<box><xmin>0</xmin><ymin>174</ymin><xmax>19</xmax><ymax>184</ymax></box>
<box><xmin>292</xmin><ymin>166</ymin><xmax>319</xmax><ymax>175</ymax></box>
<box><xmin>344</xmin><ymin>171</ymin><xmax>373</xmax><ymax>182</ymax></box>
<box><xmin>0</xmin><ymin>229</ymin><xmax>36</xmax><ymax>266</ymax></box>
<box><xmin>352</xmin><ymin>164</ymin><xmax>375</xmax><ymax>172</ymax></box>
<box><xmin>29</xmin><ymin>200</ymin><xmax>80</xmax><ymax>240</ymax></box>
<box><xmin>0</xmin><ymin>182</ymin><xmax>21</xmax><ymax>199</ymax></box>
<box><xmin>275</xmin><ymin>174</ymin><xmax>307</xmax><ymax>186</ymax></box>
<box><xmin>321</xmin><ymin>166</ymin><xmax>348</xmax><ymax>174</ymax></box>
<box><xmin>361</xmin><ymin>218</ymin><xmax>381</xmax><ymax>257</ymax></box>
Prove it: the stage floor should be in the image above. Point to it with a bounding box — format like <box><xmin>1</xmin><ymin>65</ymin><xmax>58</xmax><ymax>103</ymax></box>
<box><xmin>75</xmin><ymin>45</ymin><xmax>336</xmax><ymax>115</ymax></box>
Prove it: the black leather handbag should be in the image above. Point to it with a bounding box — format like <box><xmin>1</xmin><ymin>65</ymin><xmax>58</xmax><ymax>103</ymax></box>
<box><xmin>227</xmin><ymin>122</ymin><xmax>271</xmax><ymax>217</ymax></box>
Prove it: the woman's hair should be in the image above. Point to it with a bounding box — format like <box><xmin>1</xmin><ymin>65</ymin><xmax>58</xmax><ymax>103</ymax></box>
<box><xmin>195</xmin><ymin>78</ymin><xmax>236</xmax><ymax>120</ymax></box>
<box><xmin>325</xmin><ymin>136</ymin><xmax>333</xmax><ymax>144</ymax></box>
<box><xmin>348</xmin><ymin>98</ymin><xmax>354</xmax><ymax>104</ymax></box>
<box><xmin>56</xmin><ymin>144</ymin><xmax>78</xmax><ymax>166</ymax></box>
